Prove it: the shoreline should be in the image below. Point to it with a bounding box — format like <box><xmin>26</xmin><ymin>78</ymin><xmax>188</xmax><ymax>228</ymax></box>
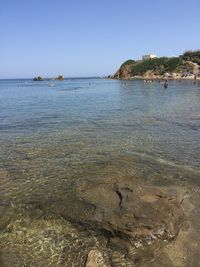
<box><xmin>109</xmin><ymin>76</ymin><xmax>200</xmax><ymax>81</ymax></box>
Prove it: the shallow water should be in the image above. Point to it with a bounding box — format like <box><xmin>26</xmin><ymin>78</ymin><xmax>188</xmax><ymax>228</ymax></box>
<box><xmin>0</xmin><ymin>78</ymin><xmax>200</xmax><ymax>266</ymax></box>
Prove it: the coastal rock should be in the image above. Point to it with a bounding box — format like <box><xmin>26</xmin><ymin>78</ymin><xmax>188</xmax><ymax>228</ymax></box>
<box><xmin>114</xmin><ymin>64</ymin><xmax>133</xmax><ymax>79</ymax></box>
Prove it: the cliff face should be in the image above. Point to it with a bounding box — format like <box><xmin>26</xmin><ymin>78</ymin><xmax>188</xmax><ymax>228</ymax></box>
<box><xmin>113</xmin><ymin>51</ymin><xmax>200</xmax><ymax>79</ymax></box>
<box><xmin>114</xmin><ymin>63</ymin><xmax>133</xmax><ymax>79</ymax></box>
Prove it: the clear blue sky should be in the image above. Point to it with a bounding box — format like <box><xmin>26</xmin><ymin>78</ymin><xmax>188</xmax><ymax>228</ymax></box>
<box><xmin>1</xmin><ymin>0</ymin><xmax>200</xmax><ymax>78</ymax></box>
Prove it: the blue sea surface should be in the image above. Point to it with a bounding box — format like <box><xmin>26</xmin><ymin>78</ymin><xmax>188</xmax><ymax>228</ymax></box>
<box><xmin>0</xmin><ymin>78</ymin><xmax>200</xmax><ymax>167</ymax></box>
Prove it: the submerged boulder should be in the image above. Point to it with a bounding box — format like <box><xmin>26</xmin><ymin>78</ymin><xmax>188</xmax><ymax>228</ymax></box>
<box><xmin>74</xmin><ymin>178</ymin><xmax>185</xmax><ymax>259</ymax></box>
<box><xmin>38</xmin><ymin>176</ymin><xmax>186</xmax><ymax>265</ymax></box>
<box><xmin>85</xmin><ymin>250</ymin><xmax>109</xmax><ymax>267</ymax></box>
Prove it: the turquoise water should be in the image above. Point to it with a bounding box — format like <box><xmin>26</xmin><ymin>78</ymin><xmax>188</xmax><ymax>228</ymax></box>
<box><xmin>0</xmin><ymin>78</ymin><xmax>200</xmax><ymax>266</ymax></box>
<box><xmin>1</xmin><ymin>78</ymin><xmax>200</xmax><ymax>165</ymax></box>
<box><xmin>0</xmin><ymin>78</ymin><xmax>200</xmax><ymax>193</ymax></box>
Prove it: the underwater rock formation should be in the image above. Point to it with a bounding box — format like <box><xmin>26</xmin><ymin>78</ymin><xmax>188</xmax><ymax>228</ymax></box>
<box><xmin>76</xmin><ymin>179</ymin><xmax>185</xmax><ymax>248</ymax></box>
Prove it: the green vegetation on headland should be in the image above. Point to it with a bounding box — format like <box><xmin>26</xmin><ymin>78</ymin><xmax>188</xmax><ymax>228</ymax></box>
<box><xmin>112</xmin><ymin>50</ymin><xmax>200</xmax><ymax>79</ymax></box>
<box><xmin>130</xmin><ymin>57</ymin><xmax>183</xmax><ymax>76</ymax></box>
<box><xmin>180</xmin><ymin>50</ymin><xmax>200</xmax><ymax>65</ymax></box>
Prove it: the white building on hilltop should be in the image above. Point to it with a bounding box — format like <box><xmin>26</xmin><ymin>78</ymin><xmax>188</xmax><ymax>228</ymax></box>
<box><xmin>142</xmin><ymin>54</ymin><xmax>157</xmax><ymax>60</ymax></box>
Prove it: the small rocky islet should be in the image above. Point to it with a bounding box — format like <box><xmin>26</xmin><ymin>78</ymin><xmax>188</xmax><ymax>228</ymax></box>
<box><xmin>33</xmin><ymin>75</ymin><xmax>64</xmax><ymax>81</ymax></box>
<box><xmin>33</xmin><ymin>76</ymin><xmax>44</xmax><ymax>81</ymax></box>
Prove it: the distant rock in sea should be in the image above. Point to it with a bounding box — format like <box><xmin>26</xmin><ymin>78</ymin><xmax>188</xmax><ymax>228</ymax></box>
<box><xmin>33</xmin><ymin>76</ymin><xmax>44</xmax><ymax>81</ymax></box>
<box><xmin>55</xmin><ymin>75</ymin><xmax>64</xmax><ymax>80</ymax></box>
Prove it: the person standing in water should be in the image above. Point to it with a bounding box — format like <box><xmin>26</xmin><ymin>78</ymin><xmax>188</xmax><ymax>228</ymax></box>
<box><xmin>164</xmin><ymin>80</ymin><xmax>168</xmax><ymax>88</ymax></box>
<box><xmin>194</xmin><ymin>74</ymin><xmax>197</xmax><ymax>85</ymax></box>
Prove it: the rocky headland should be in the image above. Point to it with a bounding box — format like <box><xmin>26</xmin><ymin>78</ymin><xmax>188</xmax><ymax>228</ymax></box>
<box><xmin>111</xmin><ymin>50</ymin><xmax>200</xmax><ymax>80</ymax></box>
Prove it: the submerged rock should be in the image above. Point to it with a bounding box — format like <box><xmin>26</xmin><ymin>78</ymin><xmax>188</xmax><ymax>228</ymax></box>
<box><xmin>24</xmin><ymin>175</ymin><xmax>186</xmax><ymax>266</ymax></box>
<box><xmin>0</xmin><ymin>174</ymin><xmax>192</xmax><ymax>266</ymax></box>
<box><xmin>85</xmin><ymin>250</ymin><xmax>109</xmax><ymax>267</ymax></box>
<box><xmin>78</xmin><ymin>181</ymin><xmax>184</xmax><ymax>238</ymax></box>
<box><xmin>71</xmin><ymin>178</ymin><xmax>186</xmax><ymax>264</ymax></box>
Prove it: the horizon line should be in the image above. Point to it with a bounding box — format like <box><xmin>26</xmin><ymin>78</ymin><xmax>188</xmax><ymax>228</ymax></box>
<box><xmin>0</xmin><ymin>76</ymin><xmax>104</xmax><ymax>80</ymax></box>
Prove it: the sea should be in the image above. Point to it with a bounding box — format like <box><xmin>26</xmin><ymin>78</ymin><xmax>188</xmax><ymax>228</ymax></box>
<box><xmin>0</xmin><ymin>78</ymin><xmax>200</xmax><ymax>266</ymax></box>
